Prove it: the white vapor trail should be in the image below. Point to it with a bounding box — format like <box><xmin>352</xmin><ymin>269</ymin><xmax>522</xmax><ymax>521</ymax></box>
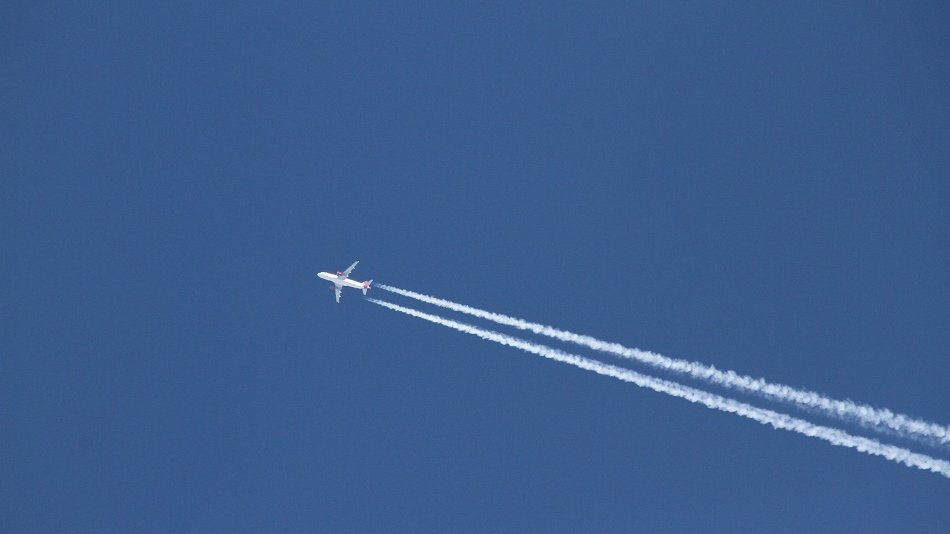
<box><xmin>366</xmin><ymin>297</ymin><xmax>950</xmax><ymax>479</ymax></box>
<box><xmin>376</xmin><ymin>284</ymin><xmax>949</xmax><ymax>446</ymax></box>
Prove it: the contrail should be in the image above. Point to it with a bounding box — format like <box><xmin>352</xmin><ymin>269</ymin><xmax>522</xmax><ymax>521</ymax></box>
<box><xmin>366</xmin><ymin>297</ymin><xmax>950</xmax><ymax>479</ymax></box>
<box><xmin>376</xmin><ymin>284</ymin><xmax>949</xmax><ymax>446</ymax></box>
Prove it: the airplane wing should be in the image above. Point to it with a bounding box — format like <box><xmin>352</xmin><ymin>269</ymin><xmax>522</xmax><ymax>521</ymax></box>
<box><xmin>334</xmin><ymin>285</ymin><xmax>342</xmax><ymax>303</ymax></box>
<box><xmin>341</xmin><ymin>260</ymin><xmax>359</xmax><ymax>279</ymax></box>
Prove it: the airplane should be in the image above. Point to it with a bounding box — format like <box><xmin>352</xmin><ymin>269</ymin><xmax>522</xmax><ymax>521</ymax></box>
<box><xmin>317</xmin><ymin>260</ymin><xmax>372</xmax><ymax>303</ymax></box>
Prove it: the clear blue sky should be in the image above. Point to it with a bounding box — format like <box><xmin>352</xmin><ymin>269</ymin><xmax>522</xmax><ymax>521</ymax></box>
<box><xmin>5</xmin><ymin>2</ymin><xmax>949</xmax><ymax>532</ymax></box>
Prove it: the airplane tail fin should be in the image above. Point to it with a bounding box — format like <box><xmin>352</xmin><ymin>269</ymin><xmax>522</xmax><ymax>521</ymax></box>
<box><xmin>362</xmin><ymin>279</ymin><xmax>373</xmax><ymax>295</ymax></box>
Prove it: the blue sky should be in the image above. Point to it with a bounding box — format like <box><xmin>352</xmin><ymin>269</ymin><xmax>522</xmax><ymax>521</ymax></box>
<box><xmin>4</xmin><ymin>2</ymin><xmax>949</xmax><ymax>532</ymax></box>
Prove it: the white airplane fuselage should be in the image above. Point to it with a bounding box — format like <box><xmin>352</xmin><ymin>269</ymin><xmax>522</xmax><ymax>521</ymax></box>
<box><xmin>317</xmin><ymin>271</ymin><xmax>367</xmax><ymax>290</ymax></box>
<box><xmin>318</xmin><ymin>261</ymin><xmax>371</xmax><ymax>303</ymax></box>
